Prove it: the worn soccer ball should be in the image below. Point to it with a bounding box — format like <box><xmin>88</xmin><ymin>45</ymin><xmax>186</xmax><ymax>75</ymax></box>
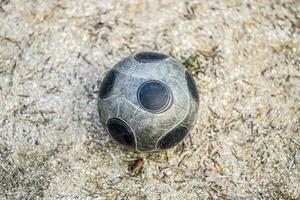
<box><xmin>98</xmin><ymin>52</ymin><xmax>199</xmax><ymax>152</ymax></box>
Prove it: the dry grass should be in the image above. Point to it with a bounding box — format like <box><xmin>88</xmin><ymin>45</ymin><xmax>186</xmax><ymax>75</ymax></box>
<box><xmin>0</xmin><ymin>0</ymin><xmax>299</xmax><ymax>199</ymax></box>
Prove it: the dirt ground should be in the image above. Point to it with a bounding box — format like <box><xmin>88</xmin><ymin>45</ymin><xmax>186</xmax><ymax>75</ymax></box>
<box><xmin>0</xmin><ymin>0</ymin><xmax>299</xmax><ymax>199</ymax></box>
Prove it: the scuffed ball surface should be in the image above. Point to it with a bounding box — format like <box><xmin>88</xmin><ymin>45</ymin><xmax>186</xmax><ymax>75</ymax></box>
<box><xmin>98</xmin><ymin>52</ymin><xmax>199</xmax><ymax>152</ymax></box>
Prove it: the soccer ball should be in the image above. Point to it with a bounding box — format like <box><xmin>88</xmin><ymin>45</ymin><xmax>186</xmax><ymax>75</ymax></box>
<box><xmin>98</xmin><ymin>52</ymin><xmax>199</xmax><ymax>152</ymax></box>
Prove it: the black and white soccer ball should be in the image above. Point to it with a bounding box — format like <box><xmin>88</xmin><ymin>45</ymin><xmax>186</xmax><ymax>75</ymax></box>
<box><xmin>98</xmin><ymin>52</ymin><xmax>199</xmax><ymax>152</ymax></box>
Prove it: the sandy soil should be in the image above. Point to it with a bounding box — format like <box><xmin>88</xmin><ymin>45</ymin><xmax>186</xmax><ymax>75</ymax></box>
<box><xmin>0</xmin><ymin>0</ymin><xmax>299</xmax><ymax>199</ymax></box>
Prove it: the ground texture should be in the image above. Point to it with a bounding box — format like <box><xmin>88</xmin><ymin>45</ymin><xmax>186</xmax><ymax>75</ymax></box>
<box><xmin>0</xmin><ymin>0</ymin><xmax>300</xmax><ymax>199</ymax></box>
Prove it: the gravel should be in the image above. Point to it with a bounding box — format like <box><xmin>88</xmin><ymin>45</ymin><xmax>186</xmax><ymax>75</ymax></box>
<box><xmin>0</xmin><ymin>0</ymin><xmax>299</xmax><ymax>199</ymax></box>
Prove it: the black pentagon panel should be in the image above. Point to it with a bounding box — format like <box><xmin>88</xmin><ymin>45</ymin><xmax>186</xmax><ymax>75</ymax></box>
<box><xmin>158</xmin><ymin>126</ymin><xmax>188</xmax><ymax>149</ymax></box>
<box><xmin>137</xmin><ymin>80</ymin><xmax>173</xmax><ymax>113</ymax></box>
<box><xmin>134</xmin><ymin>52</ymin><xmax>168</xmax><ymax>63</ymax></box>
<box><xmin>185</xmin><ymin>70</ymin><xmax>199</xmax><ymax>102</ymax></box>
<box><xmin>107</xmin><ymin>118</ymin><xmax>135</xmax><ymax>148</ymax></box>
<box><xmin>99</xmin><ymin>70</ymin><xmax>116</xmax><ymax>99</ymax></box>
